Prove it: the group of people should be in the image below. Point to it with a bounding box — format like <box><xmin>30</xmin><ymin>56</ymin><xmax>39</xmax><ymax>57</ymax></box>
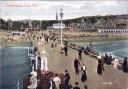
<box><xmin>104</xmin><ymin>53</ymin><xmax>113</xmax><ymax>65</ymax></box>
<box><xmin>74</xmin><ymin>57</ymin><xmax>88</xmax><ymax>89</ymax></box>
<box><xmin>70</xmin><ymin>44</ymin><xmax>128</xmax><ymax>74</ymax></box>
<box><xmin>48</xmin><ymin>70</ymin><xmax>70</xmax><ymax>89</ymax></box>
<box><xmin>77</xmin><ymin>46</ymin><xmax>92</xmax><ymax>60</ymax></box>
<box><xmin>48</xmin><ymin>68</ymin><xmax>87</xmax><ymax>89</ymax></box>
<box><xmin>47</xmin><ymin>56</ymin><xmax>88</xmax><ymax>89</ymax></box>
<box><xmin>103</xmin><ymin>53</ymin><xmax>128</xmax><ymax>73</ymax></box>
<box><xmin>97</xmin><ymin>53</ymin><xmax>128</xmax><ymax>75</ymax></box>
<box><xmin>28</xmin><ymin>31</ymin><xmax>128</xmax><ymax>89</ymax></box>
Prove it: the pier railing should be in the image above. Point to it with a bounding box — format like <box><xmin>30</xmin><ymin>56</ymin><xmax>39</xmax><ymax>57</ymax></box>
<box><xmin>68</xmin><ymin>43</ymin><xmax>124</xmax><ymax>69</ymax></box>
<box><xmin>68</xmin><ymin>43</ymin><xmax>99</xmax><ymax>59</ymax></box>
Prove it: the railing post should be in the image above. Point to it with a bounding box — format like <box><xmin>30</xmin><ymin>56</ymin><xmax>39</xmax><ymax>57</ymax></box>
<box><xmin>17</xmin><ymin>82</ymin><xmax>20</xmax><ymax>89</ymax></box>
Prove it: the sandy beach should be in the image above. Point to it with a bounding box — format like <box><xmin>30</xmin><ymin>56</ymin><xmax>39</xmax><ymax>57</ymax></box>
<box><xmin>1</xmin><ymin>30</ymin><xmax>128</xmax><ymax>46</ymax></box>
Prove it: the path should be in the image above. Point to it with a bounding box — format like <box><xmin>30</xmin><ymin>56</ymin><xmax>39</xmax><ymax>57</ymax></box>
<box><xmin>35</xmin><ymin>41</ymin><xmax>128</xmax><ymax>89</ymax></box>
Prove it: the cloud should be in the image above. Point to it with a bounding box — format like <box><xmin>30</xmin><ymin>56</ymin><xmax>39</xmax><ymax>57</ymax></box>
<box><xmin>0</xmin><ymin>1</ymin><xmax>128</xmax><ymax>20</ymax></box>
<box><xmin>79</xmin><ymin>1</ymin><xmax>128</xmax><ymax>16</ymax></box>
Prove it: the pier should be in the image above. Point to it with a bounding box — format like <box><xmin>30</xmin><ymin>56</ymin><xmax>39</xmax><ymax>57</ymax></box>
<box><xmin>27</xmin><ymin>40</ymin><xmax>128</xmax><ymax>89</ymax></box>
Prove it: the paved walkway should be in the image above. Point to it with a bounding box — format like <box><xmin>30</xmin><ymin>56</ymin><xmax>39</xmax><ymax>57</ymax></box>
<box><xmin>36</xmin><ymin>41</ymin><xmax>128</xmax><ymax>89</ymax></box>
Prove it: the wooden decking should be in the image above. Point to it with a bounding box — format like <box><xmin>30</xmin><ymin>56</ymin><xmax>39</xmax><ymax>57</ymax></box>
<box><xmin>23</xmin><ymin>40</ymin><xmax>128</xmax><ymax>89</ymax></box>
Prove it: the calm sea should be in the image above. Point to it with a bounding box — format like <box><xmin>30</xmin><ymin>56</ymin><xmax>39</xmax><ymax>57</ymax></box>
<box><xmin>0</xmin><ymin>47</ymin><xmax>31</xmax><ymax>89</ymax></box>
<box><xmin>79</xmin><ymin>40</ymin><xmax>128</xmax><ymax>60</ymax></box>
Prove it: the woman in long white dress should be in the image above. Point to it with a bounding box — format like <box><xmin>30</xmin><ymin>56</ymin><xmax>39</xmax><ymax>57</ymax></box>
<box><xmin>112</xmin><ymin>57</ymin><xmax>120</xmax><ymax>69</ymax></box>
<box><xmin>41</xmin><ymin>50</ymin><xmax>49</xmax><ymax>72</ymax></box>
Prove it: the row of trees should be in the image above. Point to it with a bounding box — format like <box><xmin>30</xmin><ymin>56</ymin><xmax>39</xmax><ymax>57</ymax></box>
<box><xmin>0</xmin><ymin>14</ymin><xmax>127</xmax><ymax>31</ymax></box>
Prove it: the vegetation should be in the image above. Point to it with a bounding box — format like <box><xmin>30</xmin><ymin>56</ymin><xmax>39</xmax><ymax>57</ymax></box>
<box><xmin>0</xmin><ymin>14</ymin><xmax>127</xmax><ymax>31</ymax></box>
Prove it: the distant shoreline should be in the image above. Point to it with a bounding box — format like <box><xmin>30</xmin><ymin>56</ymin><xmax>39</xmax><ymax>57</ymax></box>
<box><xmin>70</xmin><ymin>40</ymin><xmax>128</xmax><ymax>46</ymax></box>
<box><xmin>68</xmin><ymin>36</ymin><xmax>128</xmax><ymax>43</ymax></box>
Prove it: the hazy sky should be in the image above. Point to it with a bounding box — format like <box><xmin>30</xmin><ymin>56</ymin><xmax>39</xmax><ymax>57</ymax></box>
<box><xmin>0</xmin><ymin>0</ymin><xmax>128</xmax><ymax>20</ymax></box>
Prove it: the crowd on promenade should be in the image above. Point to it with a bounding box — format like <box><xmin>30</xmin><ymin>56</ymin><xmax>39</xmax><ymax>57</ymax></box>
<box><xmin>35</xmin><ymin>32</ymin><xmax>128</xmax><ymax>89</ymax></box>
<box><xmin>48</xmin><ymin>38</ymin><xmax>127</xmax><ymax>89</ymax></box>
<box><xmin>26</xmin><ymin>32</ymin><xmax>89</xmax><ymax>89</ymax></box>
<box><xmin>68</xmin><ymin>43</ymin><xmax>128</xmax><ymax>73</ymax></box>
<box><xmin>58</xmin><ymin>42</ymin><xmax>128</xmax><ymax>89</ymax></box>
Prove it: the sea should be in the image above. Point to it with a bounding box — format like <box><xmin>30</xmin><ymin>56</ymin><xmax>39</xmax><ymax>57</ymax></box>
<box><xmin>0</xmin><ymin>46</ymin><xmax>31</xmax><ymax>89</ymax></box>
<box><xmin>78</xmin><ymin>40</ymin><xmax>128</xmax><ymax>60</ymax></box>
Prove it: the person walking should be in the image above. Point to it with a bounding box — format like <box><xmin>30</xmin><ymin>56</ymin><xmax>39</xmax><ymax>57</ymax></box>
<box><xmin>81</xmin><ymin>63</ymin><xmax>88</xmax><ymax>89</ymax></box>
<box><xmin>64</xmin><ymin>70</ymin><xmax>70</xmax><ymax>89</ymax></box>
<box><xmin>41</xmin><ymin>50</ymin><xmax>49</xmax><ymax>72</ymax></box>
<box><xmin>63</xmin><ymin>39</ymin><xmax>68</xmax><ymax>56</ymax></box>
<box><xmin>81</xmin><ymin>70</ymin><xmax>87</xmax><ymax>82</ymax></box>
<box><xmin>64</xmin><ymin>45</ymin><xmax>68</xmax><ymax>56</ymax></box>
<box><xmin>108</xmin><ymin>54</ymin><xmax>112</xmax><ymax>65</ymax></box>
<box><xmin>53</xmin><ymin>74</ymin><xmax>61</xmax><ymax>89</ymax></box>
<box><xmin>112</xmin><ymin>57</ymin><xmax>120</xmax><ymax>69</ymax></box>
<box><xmin>74</xmin><ymin>57</ymin><xmax>81</xmax><ymax>74</ymax></box>
<box><xmin>73</xmin><ymin>82</ymin><xmax>80</xmax><ymax>89</ymax></box>
<box><xmin>78</xmin><ymin>46</ymin><xmax>82</xmax><ymax>60</ymax></box>
<box><xmin>104</xmin><ymin>53</ymin><xmax>109</xmax><ymax>64</ymax></box>
<box><xmin>51</xmin><ymin>42</ymin><xmax>55</xmax><ymax>52</ymax></box>
<box><xmin>49</xmin><ymin>77</ymin><xmax>56</xmax><ymax>89</ymax></box>
<box><xmin>97</xmin><ymin>59</ymin><xmax>104</xmax><ymax>75</ymax></box>
<box><xmin>122</xmin><ymin>58</ymin><xmax>128</xmax><ymax>73</ymax></box>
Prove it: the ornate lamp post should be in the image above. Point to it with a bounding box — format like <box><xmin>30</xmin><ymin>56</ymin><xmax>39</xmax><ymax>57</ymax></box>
<box><xmin>60</xmin><ymin>8</ymin><xmax>63</xmax><ymax>46</ymax></box>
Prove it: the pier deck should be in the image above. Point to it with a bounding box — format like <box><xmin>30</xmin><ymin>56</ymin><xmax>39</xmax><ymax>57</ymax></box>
<box><xmin>35</xmin><ymin>41</ymin><xmax>128</xmax><ymax>89</ymax></box>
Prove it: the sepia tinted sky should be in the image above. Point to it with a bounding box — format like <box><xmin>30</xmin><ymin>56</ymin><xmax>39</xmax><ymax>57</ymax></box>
<box><xmin>0</xmin><ymin>0</ymin><xmax>128</xmax><ymax>20</ymax></box>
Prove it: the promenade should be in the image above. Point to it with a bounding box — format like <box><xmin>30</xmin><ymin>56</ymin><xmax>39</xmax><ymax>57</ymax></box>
<box><xmin>35</xmin><ymin>41</ymin><xmax>128</xmax><ymax>89</ymax></box>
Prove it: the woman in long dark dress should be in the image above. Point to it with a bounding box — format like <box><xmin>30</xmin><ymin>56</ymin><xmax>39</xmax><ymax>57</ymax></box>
<box><xmin>97</xmin><ymin>59</ymin><xmax>104</xmax><ymax>75</ymax></box>
<box><xmin>81</xmin><ymin>65</ymin><xmax>88</xmax><ymax>89</ymax></box>
<box><xmin>122</xmin><ymin>58</ymin><xmax>128</xmax><ymax>73</ymax></box>
<box><xmin>81</xmin><ymin>70</ymin><xmax>87</xmax><ymax>82</ymax></box>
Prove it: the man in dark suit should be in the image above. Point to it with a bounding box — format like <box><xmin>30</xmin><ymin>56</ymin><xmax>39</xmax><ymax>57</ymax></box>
<box><xmin>64</xmin><ymin>70</ymin><xmax>70</xmax><ymax>89</ymax></box>
<box><xmin>74</xmin><ymin>57</ymin><xmax>81</xmax><ymax>74</ymax></box>
<box><xmin>64</xmin><ymin>45</ymin><xmax>68</xmax><ymax>56</ymax></box>
<box><xmin>78</xmin><ymin>46</ymin><xmax>82</xmax><ymax>60</ymax></box>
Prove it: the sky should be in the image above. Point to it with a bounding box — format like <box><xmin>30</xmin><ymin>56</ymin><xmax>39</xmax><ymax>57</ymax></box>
<box><xmin>0</xmin><ymin>0</ymin><xmax>128</xmax><ymax>20</ymax></box>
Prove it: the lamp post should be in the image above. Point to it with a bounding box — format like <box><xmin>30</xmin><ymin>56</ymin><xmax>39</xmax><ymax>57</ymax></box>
<box><xmin>60</xmin><ymin>8</ymin><xmax>63</xmax><ymax>46</ymax></box>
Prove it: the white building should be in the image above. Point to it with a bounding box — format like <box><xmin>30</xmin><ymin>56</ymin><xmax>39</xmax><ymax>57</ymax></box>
<box><xmin>98</xmin><ymin>28</ymin><xmax>128</xmax><ymax>35</ymax></box>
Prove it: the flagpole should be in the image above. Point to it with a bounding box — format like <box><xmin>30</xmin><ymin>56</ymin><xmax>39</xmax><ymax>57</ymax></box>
<box><xmin>60</xmin><ymin>8</ymin><xmax>63</xmax><ymax>46</ymax></box>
